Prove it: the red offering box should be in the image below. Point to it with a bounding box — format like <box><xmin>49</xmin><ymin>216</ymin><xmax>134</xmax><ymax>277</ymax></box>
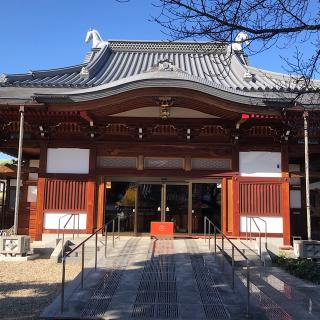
<box><xmin>150</xmin><ymin>222</ymin><xmax>174</xmax><ymax>239</ymax></box>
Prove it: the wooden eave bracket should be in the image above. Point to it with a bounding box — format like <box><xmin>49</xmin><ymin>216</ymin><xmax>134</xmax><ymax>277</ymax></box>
<box><xmin>80</xmin><ymin>111</ymin><xmax>94</xmax><ymax>126</ymax></box>
<box><xmin>80</xmin><ymin>111</ymin><xmax>95</xmax><ymax>138</ymax></box>
<box><xmin>234</xmin><ymin>113</ymin><xmax>249</xmax><ymax>142</ymax></box>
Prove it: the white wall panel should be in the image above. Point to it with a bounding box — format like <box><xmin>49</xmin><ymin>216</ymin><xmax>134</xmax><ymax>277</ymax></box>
<box><xmin>43</xmin><ymin>212</ymin><xmax>87</xmax><ymax>229</ymax></box>
<box><xmin>47</xmin><ymin>148</ymin><xmax>90</xmax><ymax>174</ymax></box>
<box><xmin>290</xmin><ymin>190</ymin><xmax>301</xmax><ymax>208</ymax></box>
<box><xmin>29</xmin><ymin>159</ymin><xmax>40</xmax><ymax>168</ymax></box>
<box><xmin>10</xmin><ymin>179</ymin><xmax>23</xmax><ymax>187</ymax></box>
<box><xmin>27</xmin><ymin>186</ymin><xmax>37</xmax><ymax>203</ymax></box>
<box><xmin>240</xmin><ymin>216</ymin><xmax>283</xmax><ymax>233</ymax></box>
<box><xmin>239</xmin><ymin>152</ymin><xmax>281</xmax><ymax>177</ymax></box>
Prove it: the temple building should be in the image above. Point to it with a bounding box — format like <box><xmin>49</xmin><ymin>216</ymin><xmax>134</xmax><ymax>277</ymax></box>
<box><xmin>1</xmin><ymin>31</ymin><xmax>320</xmax><ymax>245</ymax></box>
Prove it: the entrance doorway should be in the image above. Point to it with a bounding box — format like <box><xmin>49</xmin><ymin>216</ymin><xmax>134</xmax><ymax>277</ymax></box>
<box><xmin>103</xmin><ymin>179</ymin><xmax>221</xmax><ymax>235</ymax></box>
<box><xmin>137</xmin><ymin>183</ymin><xmax>188</xmax><ymax>233</ymax></box>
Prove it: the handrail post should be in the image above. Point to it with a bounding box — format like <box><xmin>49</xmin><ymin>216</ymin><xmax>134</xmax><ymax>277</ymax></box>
<box><xmin>62</xmin><ymin>233</ymin><xmax>65</xmax><ymax>258</ymax></box>
<box><xmin>112</xmin><ymin>219</ymin><xmax>115</xmax><ymax>248</ymax></box>
<box><xmin>94</xmin><ymin>232</ymin><xmax>98</xmax><ymax>270</ymax></box>
<box><xmin>221</xmin><ymin>235</ymin><xmax>224</xmax><ymax>271</ymax></box>
<box><xmin>249</xmin><ymin>218</ymin><xmax>252</xmax><ymax>242</ymax></box>
<box><xmin>214</xmin><ymin>226</ymin><xmax>217</xmax><ymax>256</ymax></box>
<box><xmin>232</xmin><ymin>246</ymin><xmax>235</xmax><ymax>290</ymax></box>
<box><xmin>265</xmin><ymin>221</ymin><xmax>268</xmax><ymax>250</ymax></box>
<box><xmin>208</xmin><ymin>222</ymin><xmax>211</xmax><ymax>250</ymax></box>
<box><xmin>73</xmin><ymin>214</ymin><xmax>75</xmax><ymax>240</ymax></box>
<box><xmin>105</xmin><ymin>224</ymin><xmax>107</xmax><ymax>258</ymax></box>
<box><xmin>61</xmin><ymin>257</ymin><xmax>66</xmax><ymax>313</ymax></box>
<box><xmin>259</xmin><ymin>231</ymin><xmax>262</xmax><ymax>260</ymax></box>
<box><xmin>118</xmin><ymin>216</ymin><xmax>120</xmax><ymax>239</ymax></box>
<box><xmin>246</xmin><ymin>258</ymin><xmax>250</xmax><ymax>318</ymax></box>
<box><xmin>77</xmin><ymin>213</ymin><xmax>80</xmax><ymax>238</ymax></box>
<box><xmin>58</xmin><ymin>219</ymin><xmax>61</xmax><ymax>240</ymax></box>
<box><xmin>204</xmin><ymin>217</ymin><xmax>206</xmax><ymax>243</ymax></box>
<box><xmin>245</xmin><ymin>216</ymin><xmax>248</xmax><ymax>241</ymax></box>
<box><xmin>81</xmin><ymin>243</ymin><xmax>85</xmax><ymax>288</ymax></box>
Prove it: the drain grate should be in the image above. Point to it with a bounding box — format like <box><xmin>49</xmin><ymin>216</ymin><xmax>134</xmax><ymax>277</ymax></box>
<box><xmin>157</xmin><ymin>291</ymin><xmax>177</xmax><ymax>304</ymax></box>
<box><xmin>132</xmin><ymin>304</ymin><xmax>155</xmax><ymax>318</ymax></box>
<box><xmin>203</xmin><ymin>304</ymin><xmax>230</xmax><ymax>319</ymax></box>
<box><xmin>237</xmin><ymin>271</ymin><xmax>293</xmax><ymax>320</ymax></box>
<box><xmin>141</xmin><ymin>272</ymin><xmax>176</xmax><ymax>282</ymax></box>
<box><xmin>131</xmin><ymin>239</ymin><xmax>179</xmax><ymax>319</ymax></box>
<box><xmin>135</xmin><ymin>291</ymin><xmax>157</xmax><ymax>304</ymax></box>
<box><xmin>155</xmin><ymin>304</ymin><xmax>179</xmax><ymax>318</ymax></box>
<box><xmin>138</xmin><ymin>281</ymin><xmax>159</xmax><ymax>292</ymax></box>
<box><xmin>185</xmin><ymin>239</ymin><xmax>229</xmax><ymax>320</ymax></box>
<box><xmin>81</xmin><ymin>238</ymin><xmax>141</xmax><ymax>317</ymax></box>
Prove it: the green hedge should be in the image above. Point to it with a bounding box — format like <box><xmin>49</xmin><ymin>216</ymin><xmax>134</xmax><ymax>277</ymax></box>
<box><xmin>274</xmin><ymin>255</ymin><xmax>320</xmax><ymax>284</ymax></box>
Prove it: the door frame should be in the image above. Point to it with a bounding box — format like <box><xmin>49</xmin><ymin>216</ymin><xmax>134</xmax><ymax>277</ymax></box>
<box><xmin>136</xmin><ymin>182</ymin><xmax>189</xmax><ymax>233</ymax></box>
<box><xmin>101</xmin><ymin>177</ymin><xmax>223</xmax><ymax>236</ymax></box>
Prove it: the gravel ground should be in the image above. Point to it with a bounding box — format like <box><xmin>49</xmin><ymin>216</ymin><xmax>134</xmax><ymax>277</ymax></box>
<box><xmin>0</xmin><ymin>257</ymin><xmax>81</xmax><ymax>320</ymax></box>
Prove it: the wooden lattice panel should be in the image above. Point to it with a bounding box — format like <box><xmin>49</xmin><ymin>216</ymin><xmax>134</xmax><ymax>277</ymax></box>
<box><xmin>247</xmin><ymin>126</ymin><xmax>276</xmax><ymax>136</ymax></box>
<box><xmin>151</xmin><ymin>125</ymin><xmax>177</xmax><ymax>136</ymax></box>
<box><xmin>105</xmin><ymin>124</ymin><xmax>130</xmax><ymax>135</ymax></box>
<box><xmin>199</xmin><ymin>125</ymin><xmax>227</xmax><ymax>136</ymax></box>
<box><xmin>44</xmin><ymin>179</ymin><xmax>87</xmax><ymax>211</ymax></box>
<box><xmin>239</xmin><ymin>182</ymin><xmax>282</xmax><ymax>216</ymax></box>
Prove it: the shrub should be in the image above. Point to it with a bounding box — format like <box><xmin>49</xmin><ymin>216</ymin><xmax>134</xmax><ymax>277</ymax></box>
<box><xmin>274</xmin><ymin>255</ymin><xmax>320</xmax><ymax>284</ymax></box>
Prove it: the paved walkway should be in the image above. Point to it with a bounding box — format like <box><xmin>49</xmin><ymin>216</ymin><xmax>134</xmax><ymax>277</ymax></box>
<box><xmin>41</xmin><ymin>237</ymin><xmax>320</xmax><ymax>320</ymax></box>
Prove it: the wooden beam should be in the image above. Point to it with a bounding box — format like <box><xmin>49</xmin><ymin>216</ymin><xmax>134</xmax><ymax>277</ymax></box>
<box><xmin>232</xmin><ymin>177</ymin><xmax>240</xmax><ymax>237</ymax></box>
<box><xmin>282</xmin><ymin>180</ymin><xmax>291</xmax><ymax>245</ymax></box>
<box><xmin>39</xmin><ymin>141</ymin><xmax>48</xmax><ymax>175</ymax></box>
<box><xmin>96</xmin><ymin>177</ymin><xmax>105</xmax><ymax>228</ymax></box>
<box><xmin>80</xmin><ymin>111</ymin><xmax>94</xmax><ymax>124</ymax></box>
<box><xmin>35</xmin><ymin>177</ymin><xmax>45</xmax><ymax>240</ymax></box>
<box><xmin>86</xmin><ymin>180</ymin><xmax>95</xmax><ymax>234</ymax></box>
<box><xmin>281</xmin><ymin>143</ymin><xmax>289</xmax><ymax>178</ymax></box>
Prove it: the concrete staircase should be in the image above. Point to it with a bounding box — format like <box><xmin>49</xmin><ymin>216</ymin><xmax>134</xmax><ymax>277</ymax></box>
<box><xmin>42</xmin><ymin>236</ymin><xmax>320</xmax><ymax>320</ymax></box>
<box><xmin>50</xmin><ymin>236</ymin><xmax>107</xmax><ymax>263</ymax></box>
<box><xmin>42</xmin><ymin>238</ymin><xmax>266</xmax><ymax>319</ymax></box>
<box><xmin>199</xmin><ymin>238</ymin><xmax>320</xmax><ymax>320</ymax></box>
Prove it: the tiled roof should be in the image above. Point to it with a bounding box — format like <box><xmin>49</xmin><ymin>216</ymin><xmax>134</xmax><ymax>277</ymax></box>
<box><xmin>0</xmin><ymin>40</ymin><xmax>307</xmax><ymax>92</ymax></box>
<box><xmin>0</xmin><ymin>40</ymin><xmax>319</xmax><ymax>107</ymax></box>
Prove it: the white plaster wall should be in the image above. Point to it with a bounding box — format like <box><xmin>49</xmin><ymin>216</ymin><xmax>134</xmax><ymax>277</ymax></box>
<box><xmin>43</xmin><ymin>212</ymin><xmax>87</xmax><ymax>229</ymax></box>
<box><xmin>46</xmin><ymin>148</ymin><xmax>90</xmax><ymax>174</ymax></box>
<box><xmin>290</xmin><ymin>190</ymin><xmax>301</xmax><ymax>208</ymax></box>
<box><xmin>27</xmin><ymin>186</ymin><xmax>37</xmax><ymax>202</ymax></box>
<box><xmin>289</xmin><ymin>164</ymin><xmax>301</xmax><ymax>185</ymax></box>
<box><xmin>239</xmin><ymin>152</ymin><xmax>281</xmax><ymax>177</ymax></box>
<box><xmin>29</xmin><ymin>159</ymin><xmax>40</xmax><ymax>168</ymax></box>
<box><xmin>28</xmin><ymin>173</ymin><xmax>38</xmax><ymax>181</ymax></box>
<box><xmin>240</xmin><ymin>216</ymin><xmax>283</xmax><ymax>233</ymax></box>
<box><xmin>10</xmin><ymin>179</ymin><xmax>23</xmax><ymax>187</ymax></box>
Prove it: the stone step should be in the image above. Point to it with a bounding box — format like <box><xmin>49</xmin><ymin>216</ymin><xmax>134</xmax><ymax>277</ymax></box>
<box><xmin>42</xmin><ymin>238</ymin><xmax>269</xmax><ymax>319</ymax></box>
<box><xmin>247</xmin><ymin>269</ymin><xmax>320</xmax><ymax>319</ymax></box>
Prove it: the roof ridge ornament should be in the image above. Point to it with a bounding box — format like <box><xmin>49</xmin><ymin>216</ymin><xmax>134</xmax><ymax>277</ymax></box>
<box><xmin>243</xmin><ymin>70</ymin><xmax>253</xmax><ymax>82</ymax></box>
<box><xmin>80</xmin><ymin>67</ymin><xmax>90</xmax><ymax>79</ymax></box>
<box><xmin>85</xmin><ymin>29</ymin><xmax>108</xmax><ymax>49</ymax></box>
<box><xmin>0</xmin><ymin>74</ymin><xmax>8</xmax><ymax>84</ymax></box>
<box><xmin>231</xmin><ymin>32</ymin><xmax>249</xmax><ymax>52</ymax></box>
<box><xmin>147</xmin><ymin>58</ymin><xmax>186</xmax><ymax>73</ymax></box>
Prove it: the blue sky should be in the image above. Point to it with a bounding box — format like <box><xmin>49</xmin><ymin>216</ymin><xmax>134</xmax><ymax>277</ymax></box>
<box><xmin>0</xmin><ymin>0</ymin><xmax>314</xmax><ymax>75</ymax></box>
<box><xmin>0</xmin><ymin>0</ymin><xmax>316</xmax><ymax>160</ymax></box>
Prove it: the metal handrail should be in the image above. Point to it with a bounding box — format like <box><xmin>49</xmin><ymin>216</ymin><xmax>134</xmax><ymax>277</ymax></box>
<box><xmin>204</xmin><ymin>216</ymin><xmax>250</xmax><ymax>318</ymax></box>
<box><xmin>245</xmin><ymin>216</ymin><xmax>267</xmax><ymax>260</ymax></box>
<box><xmin>60</xmin><ymin>215</ymin><xmax>121</xmax><ymax>313</ymax></box>
<box><xmin>57</xmin><ymin>212</ymin><xmax>80</xmax><ymax>240</ymax></box>
<box><xmin>58</xmin><ymin>213</ymin><xmax>80</xmax><ymax>259</ymax></box>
